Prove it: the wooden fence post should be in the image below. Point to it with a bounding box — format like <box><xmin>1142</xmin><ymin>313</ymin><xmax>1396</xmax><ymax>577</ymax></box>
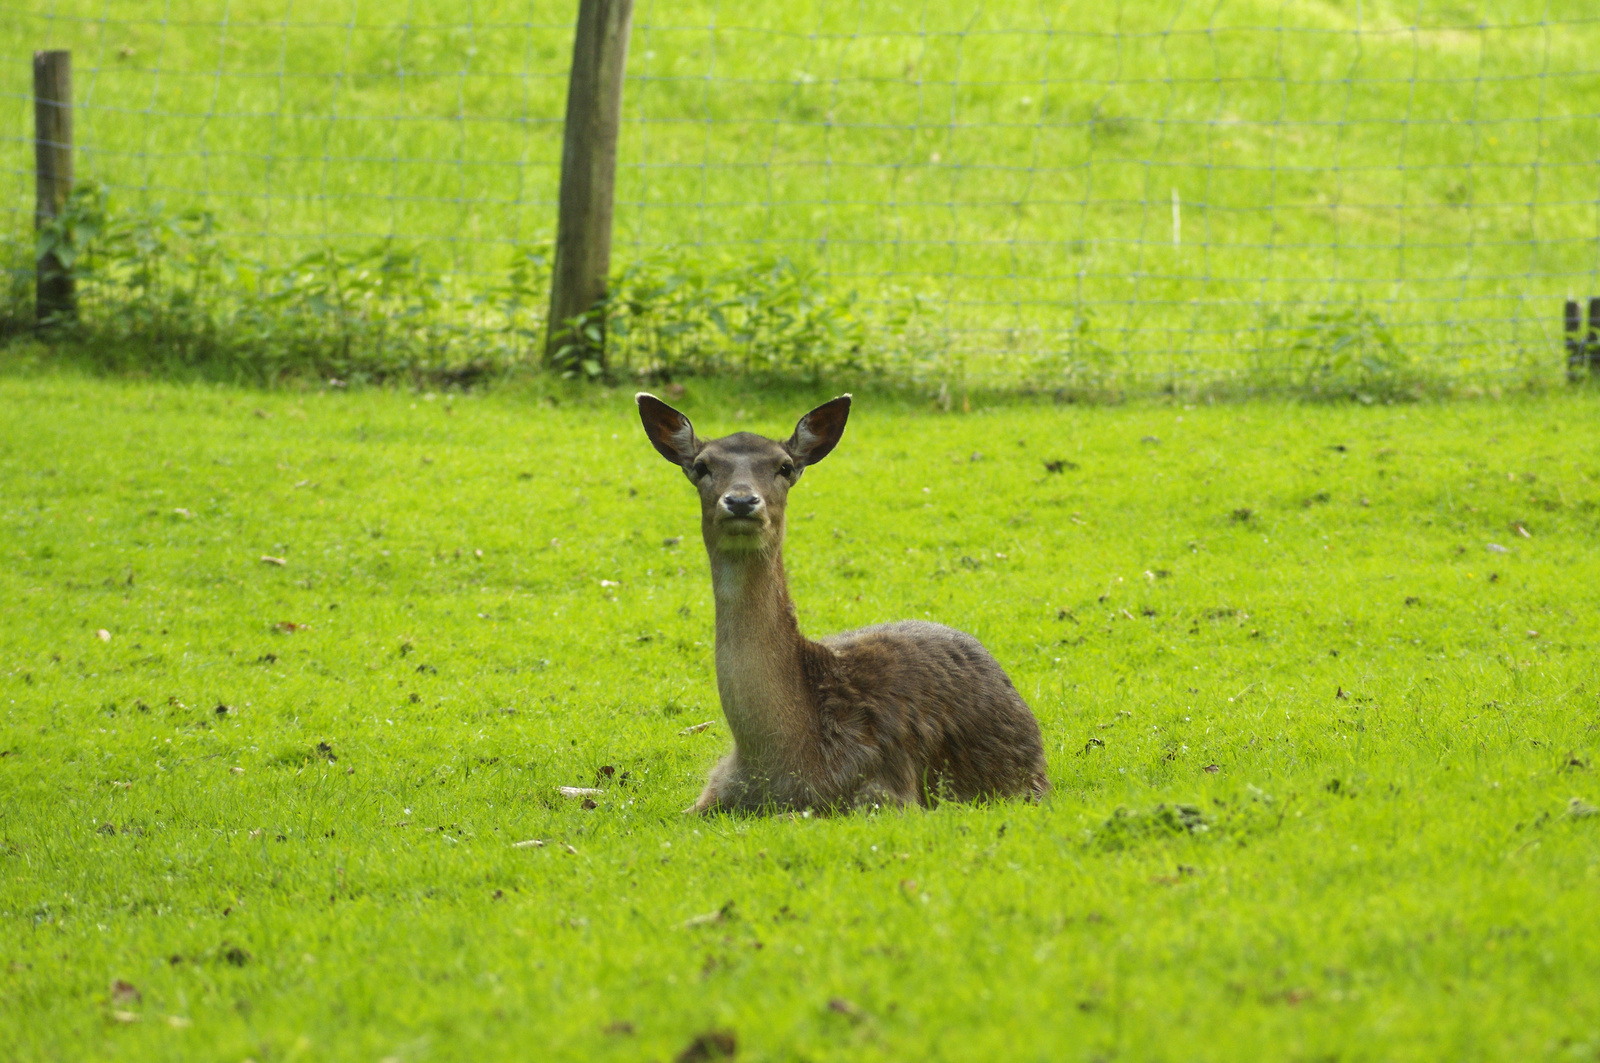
<box><xmin>544</xmin><ymin>0</ymin><xmax>634</xmax><ymax>371</ymax></box>
<box><xmin>34</xmin><ymin>49</ymin><xmax>75</xmax><ymax>323</ymax></box>
<box><xmin>1566</xmin><ymin>299</ymin><xmax>1583</xmax><ymax>381</ymax></box>
<box><xmin>1588</xmin><ymin>297</ymin><xmax>1600</xmax><ymax>376</ymax></box>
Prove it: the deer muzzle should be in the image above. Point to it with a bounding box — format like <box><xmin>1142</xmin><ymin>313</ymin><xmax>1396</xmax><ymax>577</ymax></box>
<box><xmin>719</xmin><ymin>492</ymin><xmax>763</xmax><ymax>520</ymax></box>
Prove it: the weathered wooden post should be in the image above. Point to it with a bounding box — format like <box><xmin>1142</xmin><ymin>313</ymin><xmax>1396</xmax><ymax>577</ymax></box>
<box><xmin>34</xmin><ymin>49</ymin><xmax>75</xmax><ymax>323</ymax></box>
<box><xmin>1566</xmin><ymin>299</ymin><xmax>1583</xmax><ymax>381</ymax></box>
<box><xmin>544</xmin><ymin>0</ymin><xmax>634</xmax><ymax>371</ymax></box>
<box><xmin>1588</xmin><ymin>297</ymin><xmax>1600</xmax><ymax>376</ymax></box>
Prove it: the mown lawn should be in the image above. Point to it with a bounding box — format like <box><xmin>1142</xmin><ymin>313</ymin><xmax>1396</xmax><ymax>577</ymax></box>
<box><xmin>2</xmin><ymin>373</ymin><xmax>1599</xmax><ymax>1061</ymax></box>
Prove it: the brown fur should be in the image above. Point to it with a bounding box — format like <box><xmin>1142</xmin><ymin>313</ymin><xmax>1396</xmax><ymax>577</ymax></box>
<box><xmin>637</xmin><ymin>392</ymin><xmax>1049</xmax><ymax>814</ymax></box>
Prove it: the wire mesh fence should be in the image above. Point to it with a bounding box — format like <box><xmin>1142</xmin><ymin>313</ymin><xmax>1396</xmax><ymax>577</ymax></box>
<box><xmin>4</xmin><ymin>0</ymin><xmax>1599</xmax><ymax>392</ymax></box>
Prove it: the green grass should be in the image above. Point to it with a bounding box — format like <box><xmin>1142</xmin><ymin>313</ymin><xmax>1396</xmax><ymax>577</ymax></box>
<box><xmin>5</xmin><ymin>0</ymin><xmax>1600</xmax><ymax>387</ymax></box>
<box><xmin>3</xmin><ymin>370</ymin><xmax>1599</xmax><ymax>1060</ymax></box>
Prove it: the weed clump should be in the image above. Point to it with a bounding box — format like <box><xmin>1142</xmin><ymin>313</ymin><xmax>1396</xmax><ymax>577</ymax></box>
<box><xmin>1090</xmin><ymin>803</ymin><xmax>1210</xmax><ymax>850</ymax></box>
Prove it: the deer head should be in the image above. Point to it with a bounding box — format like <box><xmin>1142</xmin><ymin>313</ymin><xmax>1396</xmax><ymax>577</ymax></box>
<box><xmin>636</xmin><ymin>393</ymin><xmax>851</xmax><ymax>556</ymax></box>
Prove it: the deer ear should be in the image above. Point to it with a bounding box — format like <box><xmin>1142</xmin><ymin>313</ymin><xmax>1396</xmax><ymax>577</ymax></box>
<box><xmin>787</xmin><ymin>394</ymin><xmax>851</xmax><ymax>469</ymax></box>
<box><xmin>636</xmin><ymin>393</ymin><xmax>699</xmax><ymax>467</ymax></box>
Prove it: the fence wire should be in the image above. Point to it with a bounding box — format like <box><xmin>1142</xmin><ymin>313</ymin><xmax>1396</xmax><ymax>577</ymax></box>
<box><xmin>5</xmin><ymin>1</ymin><xmax>1600</xmax><ymax>390</ymax></box>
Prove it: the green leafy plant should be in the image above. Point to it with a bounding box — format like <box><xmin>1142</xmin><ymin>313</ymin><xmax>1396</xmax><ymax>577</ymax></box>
<box><xmin>2</xmin><ymin>185</ymin><xmax>546</xmax><ymax>385</ymax></box>
<box><xmin>602</xmin><ymin>255</ymin><xmax>876</xmax><ymax>383</ymax></box>
<box><xmin>1289</xmin><ymin>304</ymin><xmax>1418</xmax><ymax>399</ymax></box>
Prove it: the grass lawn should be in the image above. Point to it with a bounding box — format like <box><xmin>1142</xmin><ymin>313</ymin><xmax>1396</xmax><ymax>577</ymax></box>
<box><xmin>2</xmin><ymin>373</ymin><xmax>1600</xmax><ymax>1061</ymax></box>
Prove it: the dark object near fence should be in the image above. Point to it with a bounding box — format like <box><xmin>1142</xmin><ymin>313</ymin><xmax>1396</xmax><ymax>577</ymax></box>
<box><xmin>1566</xmin><ymin>298</ymin><xmax>1600</xmax><ymax>380</ymax></box>
<box><xmin>34</xmin><ymin>49</ymin><xmax>75</xmax><ymax>323</ymax></box>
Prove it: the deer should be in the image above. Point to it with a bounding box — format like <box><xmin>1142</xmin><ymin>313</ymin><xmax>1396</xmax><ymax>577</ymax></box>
<box><xmin>636</xmin><ymin>392</ymin><xmax>1049</xmax><ymax>814</ymax></box>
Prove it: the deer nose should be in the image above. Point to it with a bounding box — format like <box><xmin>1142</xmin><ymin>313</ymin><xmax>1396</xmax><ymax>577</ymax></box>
<box><xmin>722</xmin><ymin>493</ymin><xmax>761</xmax><ymax>518</ymax></box>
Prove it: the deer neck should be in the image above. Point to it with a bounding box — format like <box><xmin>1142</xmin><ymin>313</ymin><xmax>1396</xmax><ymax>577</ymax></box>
<box><xmin>708</xmin><ymin>545</ymin><xmax>816</xmax><ymax>764</ymax></box>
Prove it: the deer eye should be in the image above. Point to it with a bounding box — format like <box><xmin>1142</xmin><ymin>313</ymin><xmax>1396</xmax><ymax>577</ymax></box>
<box><xmin>778</xmin><ymin>462</ymin><xmax>795</xmax><ymax>479</ymax></box>
<box><xmin>692</xmin><ymin>461</ymin><xmax>710</xmax><ymax>480</ymax></box>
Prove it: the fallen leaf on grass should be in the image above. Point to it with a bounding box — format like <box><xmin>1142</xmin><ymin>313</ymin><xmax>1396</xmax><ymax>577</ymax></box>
<box><xmin>682</xmin><ymin>911</ymin><xmax>725</xmax><ymax>929</ymax></box>
<box><xmin>1511</xmin><ymin>521</ymin><xmax>1532</xmax><ymax>538</ymax></box>
<box><xmin>1485</xmin><ymin>543</ymin><xmax>1509</xmax><ymax>554</ymax></box>
<box><xmin>111</xmin><ymin>980</ymin><xmax>141</xmax><ymax>1006</ymax></box>
<box><xmin>511</xmin><ymin>838</ymin><xmax>546</xmax><ymax>849</ymax></box>
<box><xmin>1203</xmin><ymin>764</ymin><xmax>1221</xmax><ymax>774</ymax></box>
<box><xmin>260</xmin><ymin>556</ymin><xmax>287</xmax><ymax>566</ymax></box>
<box><xmin>679</xmin><ymin>721</ymin><xmax>714</xmax><ymax>736</ymax></box>
<box><xmin>675</xmin><ymin>1029</ymin><xmax>737</xmax><ymax>1062</ymax></box>
<box><xmin>563</xmin><ymin>843</ymin><xmax>579</xmax><ymax>855</ymax></box>
<box><xmin>580</xmin><ymin>798</ymin><xmax>598</xmax><ymax>810</ymax></box>
<box><xmin>274</xmin><ymin>621</ymin><xmax>303</xmax><ymax>633</ymax></box>
<box><xmin>110</xmin><ymin>1010</ymin><xmax>139</xmax><ymax>1023</ymax></box>
<box><xmin>165</xmin><ymin>1015</ymin><xmax>191</xmax><ymax>1028</ymax></box>
<box><xmin>603</xmin><ymin>1020</ymin><xmax>635</xmax><ymax>1036</ymax></box>
<box><xmin>1568</xmin><ymin>798</ymin><xmax>1599</xmax><ymax>819</ymax></box>
<box><xmin>683</xmin><ymin>902</ymin><xmax>734</xmax><ymax>929</ymax></box>
<box><xmin>558</xmin><ymin>786</ymin><xmax>602</xmax><ymax>797</ymax></box>
<box><xmin>173</xmin><ymin>508</ymin><xmax>194</xmax><ymax>519</ymax></box>
<box><xmin>96</xmin><ymin>629</ymin><xmax>112</xmax><ymax>642</ymax></box>
<box><xmin>827</xmin><ymin>997</ymin><xmax>864</xmax><ymax>1020</ymax></box>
